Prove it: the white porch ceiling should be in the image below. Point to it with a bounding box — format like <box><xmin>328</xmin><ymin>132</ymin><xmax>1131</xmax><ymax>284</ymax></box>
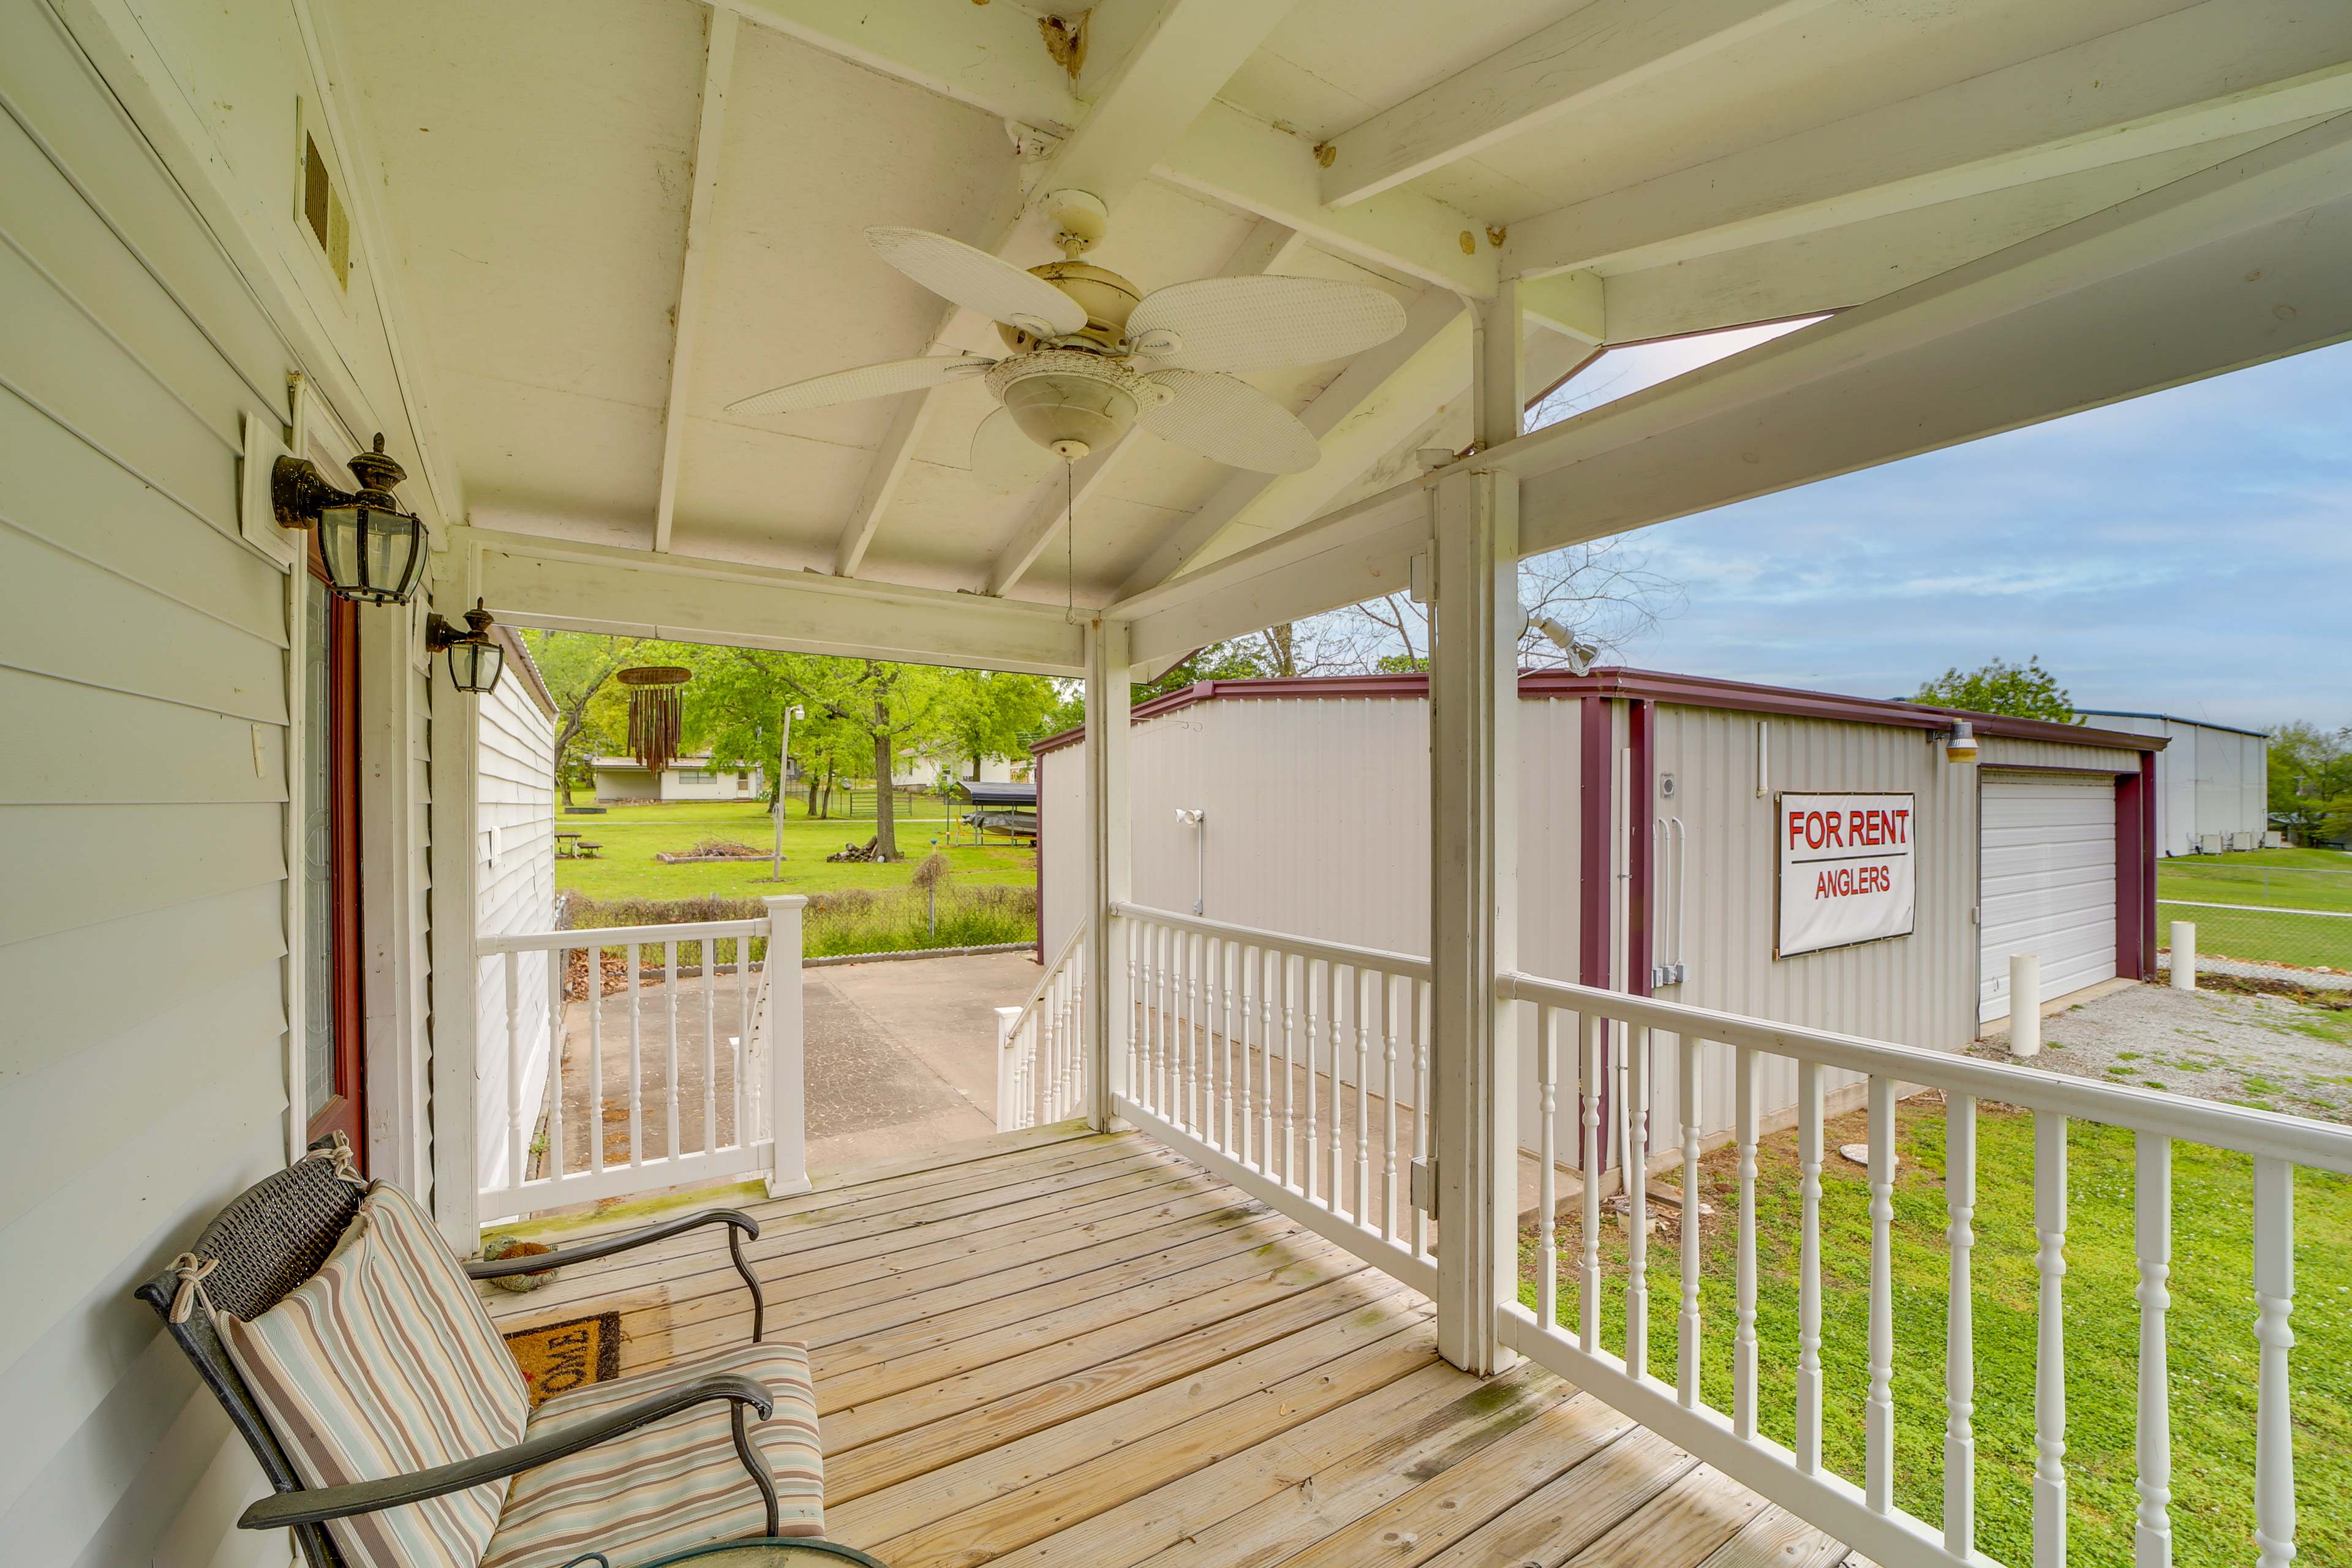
<box><xmin>334</xmin><ymin>0</ymin><xmax>2352</xmax><ymax>621</ymax></box>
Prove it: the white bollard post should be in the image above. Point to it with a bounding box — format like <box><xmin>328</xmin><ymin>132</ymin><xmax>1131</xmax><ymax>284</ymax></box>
<box><xmin>2171</xmin><ymin>921</ymin><xmax>2197</xmax><ymax>992</ymax></box>
<box><xmin>2009</xmin><ymin>953</ymin><xmax>2041</xmax><ymax>1059</ymax></box>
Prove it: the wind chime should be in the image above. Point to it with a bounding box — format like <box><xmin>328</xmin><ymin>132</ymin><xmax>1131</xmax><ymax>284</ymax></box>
<box><xmin>617</xmin><ymin>666</ymin><xmax>692</xmax><ymax>775</ymax></box>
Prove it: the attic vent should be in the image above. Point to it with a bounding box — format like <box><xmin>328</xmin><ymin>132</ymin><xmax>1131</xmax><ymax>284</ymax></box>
<box><xmin>300</xmin><ymin>127</ymin><xmax>352</xmax><ymax>289</ymax></box>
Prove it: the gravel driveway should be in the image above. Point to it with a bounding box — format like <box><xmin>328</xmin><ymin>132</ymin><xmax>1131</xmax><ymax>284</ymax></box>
<box><xmin>1967</xmin><ymin>980</ymin><xmax>2352</xmax><ymax>1122</ymax></box>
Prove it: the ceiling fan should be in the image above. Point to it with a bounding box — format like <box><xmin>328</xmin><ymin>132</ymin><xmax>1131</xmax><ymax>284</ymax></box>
<box><xmin>726</xmin><ymin>191</ymin><xmax>1409</xmax><ymax>494</ymax></box>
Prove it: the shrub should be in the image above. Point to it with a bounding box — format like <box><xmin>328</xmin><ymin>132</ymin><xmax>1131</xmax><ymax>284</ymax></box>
<box><xmin>559</xmin><ymin>885</ymin><xmax>1036</xmax><ymax>967</ymax></box>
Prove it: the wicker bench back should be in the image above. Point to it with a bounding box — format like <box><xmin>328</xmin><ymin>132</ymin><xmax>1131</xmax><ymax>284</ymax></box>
<box><xmin>135</xmin><ymin>1144</ymin><xmax>368</xmax><ymax>1568</ymax></box>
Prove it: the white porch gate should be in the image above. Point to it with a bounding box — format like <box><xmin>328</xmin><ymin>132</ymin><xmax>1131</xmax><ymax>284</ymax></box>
<box><xmin>475</xmin><ymin>895</ymin><xmax>809</xmax><ymax>1219</ymax></box>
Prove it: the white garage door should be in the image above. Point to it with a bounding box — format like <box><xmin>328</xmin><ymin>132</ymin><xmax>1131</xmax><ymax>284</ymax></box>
<box><xmin>1980</xmin><ymin>773</ymin><xmax>2118</xmax><ymax>1022</ymax></box>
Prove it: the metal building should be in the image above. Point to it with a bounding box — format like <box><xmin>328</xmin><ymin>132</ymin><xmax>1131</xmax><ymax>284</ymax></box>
<box><xmin>1038</xmin><ymin>671</ymin><xmax>2163</xmax><ymax>1087</ymax></box>
<box><xmin>2075</xmin><ymin>710</ymin><xmax>2271</xmax><ymax>855</ymax></box>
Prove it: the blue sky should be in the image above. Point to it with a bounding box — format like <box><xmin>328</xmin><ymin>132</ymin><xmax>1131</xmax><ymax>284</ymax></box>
<box><xmin>1535</xmin><ymin>328</ymin><xmax>2352</xmax><ymax>733</ymax></box>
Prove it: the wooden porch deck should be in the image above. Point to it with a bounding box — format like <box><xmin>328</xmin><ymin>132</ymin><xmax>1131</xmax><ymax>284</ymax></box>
<box><xmin>484</xmin><ymin>1125</ymin><xmax>1858</xmax><ymax>1568</ymax></box>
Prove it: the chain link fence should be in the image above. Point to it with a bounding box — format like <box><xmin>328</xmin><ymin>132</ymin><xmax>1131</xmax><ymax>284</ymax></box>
<box><xmin>2157</xmin><ymin>897</ymin><xmax>2352</xmax><ymax>973</ymax></box>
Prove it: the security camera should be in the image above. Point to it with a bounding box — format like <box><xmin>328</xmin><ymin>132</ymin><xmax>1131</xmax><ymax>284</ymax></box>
<box><xmin>1524</xmin><ymin>611</ymin><xmax>1597</xmax><ymax>676</ymax></box>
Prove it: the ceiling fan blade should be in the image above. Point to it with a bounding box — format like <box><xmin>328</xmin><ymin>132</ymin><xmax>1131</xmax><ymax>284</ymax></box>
<box><xmin>869</xmin><ymin>227</ymin><xmax>1088</xmax><ymax>337</ymax></box>
<box><xmin>726</xmin><ymin>353</ymin><xmax>995</xmax><ymax>417</ymax></box>
<box><xmin>1125</xmin><ymin>276</ymin><xmax>1407</xmax><ymax>374</ymax></box>
<box><xmin>970</xmin><ymin>406</ymin><xmax>1058</xmax><ymax>494</ymax></box>
<box><xmin>1137</xmin><ymin>371</ymin><xmax>1319</xmax><ymax>475</ymax></box>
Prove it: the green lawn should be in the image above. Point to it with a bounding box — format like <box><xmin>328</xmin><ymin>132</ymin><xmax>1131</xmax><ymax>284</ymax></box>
<box><xmin>553</xmin><ymin>799</ymin><xmax>1035</xmax><ymax>901</ymax></box>
<box><xmin>2157</xmin><ymin>848</ymin><xmax>2352</xmax><ymax>968</ymax></box>
<box><xmin>1523</xmin><ymin>1096</ymin><xmax>2352</xmax><ymax>1568</ymax></box>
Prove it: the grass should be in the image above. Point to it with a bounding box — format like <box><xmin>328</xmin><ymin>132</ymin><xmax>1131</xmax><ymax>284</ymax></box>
<box><xmin>1521</xmin><ymin>1095</ymin><xmax>2352</xmax><ymax>1568</ymax></box>
<box><xmin>554</xmin><ymin>800</ymin><xmax>1035</xmax><ymax>902</ymax></box>
<box><xmin>562</xmin><ymin>884</ymin><xmax>1037</xmax><ymax>961</ymax></box>
<box><xmin>2158</xmin><ymin>848</ymin><xmax>2352</xmax><ymax>969</ymax></box>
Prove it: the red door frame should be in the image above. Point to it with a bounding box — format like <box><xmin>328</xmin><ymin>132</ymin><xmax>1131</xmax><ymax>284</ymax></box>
<box><xmin>303</xmin><ymin>547</ymin><xmax>367</xmax><ymax>1162</ymax></box>
<box><xmin>2116</xmin><ymin>752</ymin><xmax>2158</xmax><ymax>980</ymax></box>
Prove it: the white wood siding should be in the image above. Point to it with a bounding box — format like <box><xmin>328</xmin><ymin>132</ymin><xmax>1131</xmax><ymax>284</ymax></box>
<box><xmin>473</xmin><ymin>673</ymin><xmax>557</xmax><ymax>1194</ymax></box>
<box><xmin>0</xmin><ymin>4</ymin><xmax>445</xmax><ymax>1562</ymax></box>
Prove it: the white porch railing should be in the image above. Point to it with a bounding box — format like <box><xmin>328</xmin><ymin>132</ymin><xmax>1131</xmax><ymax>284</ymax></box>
<box><xmin>994</xmin><ymin>922</ymin><xmax>1088</xmax><ymax>1131</ymax></box>
<box><xmin>475</xmin><ymin>895</ymin><xmax>809</xmax><ymax>1219</ymax></box>
<box><xmin>1110</xmin><ymin>903</ymin><xmax>1436</xmax><ymax>1295</ymax></box>
<box><xmin>1494</xmin><ymin>971</ymin><xmax>2352</xmax><ymax>1568</ymax></box>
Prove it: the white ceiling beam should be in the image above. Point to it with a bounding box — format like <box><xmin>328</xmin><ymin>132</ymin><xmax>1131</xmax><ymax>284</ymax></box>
<box><xmin>832</xmin><ymin>0</ymin><xmax>1297</xmax><ymax>581</ymax></box>
<box><xmin>1506</xmin><ymin>0</ymin><xmax>2352</xmax><ymax>279</ymax></box>
<box><xmin>1318</xmin><ymin>0</ymin><xmax>1836</xmax><ymax>208</ymax></box>
<box><xmin>1599</xmin><ymin>121</ymin><xmax>2324</xmax><ymax>343</ymax></box>
<box><xmin>1112</xmin><ymin>480</ymin><xmax>1430</xmax><ymax>665</ymax></box>
<box><xmin>1485</xmin><ymin>114</ymin><xmax>2352</xmax><ymax>554</ymax></box>
<box><xmin>652</xmin><ymin>9</ymin><xmax>739</xmax><ymax>554</ymax></box>
<box><xmin>989</xmin><ymin>219</ymin><xmax>1306</xmax><ymax>597</ymax></box>
<box><xmin>472</xmin><ymin>529</ymin><xmax>1086</xmax><ymax>674</ymax></box>
<box><xmin>711</xmin><ymin>0</ymin><xmax>1082</xmax><ymax>130</ymax></box>
<box><xmin>1517</xmin><ymin>270</ymin><xmax>1604</xmax><ymax>345</ymax></box>
<box><xmin>1155</xmin><ymin>102</ymin><xmax>1496</xmax><ymax>296</ymax></box>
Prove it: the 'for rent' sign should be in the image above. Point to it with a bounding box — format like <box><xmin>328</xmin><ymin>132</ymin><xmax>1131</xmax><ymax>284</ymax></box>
<box><xmin>1776</xmin><ymin>793</ymin><xmax>1917</xmax><ymax>958</ymax></box>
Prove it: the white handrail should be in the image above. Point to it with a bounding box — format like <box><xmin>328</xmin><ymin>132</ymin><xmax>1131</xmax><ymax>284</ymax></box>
<box><xmin>1005</xmin><ymin>919</ymin><xmax>1090</xmax><ymax>1041</ymax></box>
<box><xmin>480</xmin><ymin>917</ymin><xmax>764</xmax><ymax>954</ymax></box>
<box><xmin>1111</xmin><ymin>901</ymin><xmax>1431</xmax><ymax>982</ymax></box>
<box><xmin>1498</xmin><ymin>970</ymin><xmax>2352</xmax><ymax>1173</ymax></box>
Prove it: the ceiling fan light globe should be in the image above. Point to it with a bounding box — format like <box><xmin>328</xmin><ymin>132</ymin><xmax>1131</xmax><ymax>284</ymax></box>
<box><xmin>1001</xmin><ymin>371</ymin><xmax>1137</xmax><ymax>456</ymax></box>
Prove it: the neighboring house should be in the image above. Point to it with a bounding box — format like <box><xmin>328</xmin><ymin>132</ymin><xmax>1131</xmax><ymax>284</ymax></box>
<box><xmin>896</xmin><ymin>751</ymin><xmax>1020</xmax><ymax>789</ymax></box>
<box><xmin>2075</xmin><ymin>710</ymin><xmax>2271</xmax><ymax>854</ymax></box>
<box><xmin>475</xmin><ymin>629</ymin><xmax>558</xmax><ymax>1202</ymax></box>
<box><xmin>590</xmin><ymin>754</ymin><xmax>765</xmax><ymax>803</ymax></box>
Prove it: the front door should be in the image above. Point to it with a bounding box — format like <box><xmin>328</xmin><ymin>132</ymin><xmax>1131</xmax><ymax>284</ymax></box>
<box><xmin>300</xmin><ymin>549</ymin><xmax>366</xmax><ymax>1161</ymax></box>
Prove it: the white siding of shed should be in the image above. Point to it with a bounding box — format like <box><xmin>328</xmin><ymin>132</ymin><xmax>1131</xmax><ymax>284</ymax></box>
<box><xmin>474</xmin><ymin>675</ymin><xmax>557</xmax><ymax>1194</ymax></box>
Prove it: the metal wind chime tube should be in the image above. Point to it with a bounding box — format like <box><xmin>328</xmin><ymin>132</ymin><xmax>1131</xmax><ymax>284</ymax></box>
<box><xmin>619</xmin><ymin>666</ymin><xmax>693</xmax><ymax>775</ymax></box>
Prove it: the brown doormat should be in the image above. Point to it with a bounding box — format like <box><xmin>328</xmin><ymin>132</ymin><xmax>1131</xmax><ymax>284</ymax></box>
<box><xmin>503</xmin><ymin>1311</ymin><xmax>623</xmax><ymax>1407</ymax></box>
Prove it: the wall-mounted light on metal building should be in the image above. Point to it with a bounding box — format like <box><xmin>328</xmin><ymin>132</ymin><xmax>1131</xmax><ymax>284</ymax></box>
<box><xmin>426</xmin><ymin>601</ymin><xmax>505</xmax><ymax>695</ymax></box>
<box><xmin>272</xmin><ymin>433</ymin><xmax>428</xmax><ymax>604</ymax></box>
<box><xmin>1943</xmin><ymin>719</ymin><xmax>1980</xmax><ymax>764</ymax></box>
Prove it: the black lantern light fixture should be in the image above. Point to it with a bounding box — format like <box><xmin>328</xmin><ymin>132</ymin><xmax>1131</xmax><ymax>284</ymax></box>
<box><xmin>426</xmin><ymin>601</ymin><xmax>505</xmax><ymax>695</ymax></box>
<box><xmin>273</xmin><ymin>432</ymin><xmax>428</xmax><ymax>605</ymax></box>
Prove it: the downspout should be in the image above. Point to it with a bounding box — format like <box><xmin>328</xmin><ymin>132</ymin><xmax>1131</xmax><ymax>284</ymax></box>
<box><xmin>1623</xmin><ymin>699</ymin><xmax>1653</xmax><ymax>1182</ymax></box>
<box><xmin>1578</xmin><ymin>693</ymin><xmax>1615</xmax><ymax>1175</ymax></box>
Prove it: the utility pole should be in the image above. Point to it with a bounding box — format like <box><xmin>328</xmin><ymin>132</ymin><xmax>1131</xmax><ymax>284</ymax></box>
<box><xmin>772</xmin><ymin>704</ymin><xmax>801</xmax><ymax>880</ymax></box>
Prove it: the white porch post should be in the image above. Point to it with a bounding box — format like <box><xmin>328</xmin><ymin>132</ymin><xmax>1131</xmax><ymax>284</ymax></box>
<box><xmin>1084</xmin><ymin>617</ymin><xmax>1134</xmax><ymax>1131</ymax></box>
<box><xmin>426</xmin><ymin>598</ymin><xmax>482</xmax><ymax>1253</ymax></box>
<box><xmin>761</xmin><ymin>894</ymin><xmax>811</xmax><ymax>1196</ymax></box>
<box><xmin>1428</xmin><ymin>283</ymin><xmax>1523</xmax><ymax>1373</ymax></box>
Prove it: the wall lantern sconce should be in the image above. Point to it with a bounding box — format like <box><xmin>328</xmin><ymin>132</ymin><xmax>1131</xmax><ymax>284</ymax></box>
<box><xmin>272</xmin><ymin>433</ymin><xmax>428</xmax><ymax>605</ymax></box>
<box><xmin>426</xmin><ymin>601</ymin><xmax>505</xmax><ymax>695</ymax></box>
<box><xmin>1943</xmin><ymin>719</ymin><xmax>1980</xmax><ymax>764</ymax></box>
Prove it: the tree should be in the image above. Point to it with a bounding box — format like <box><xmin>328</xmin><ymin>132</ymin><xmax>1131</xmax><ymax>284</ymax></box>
<box><xmin>526</xmin><ymin>630</ymin><xmax>643</xmax><ymax>804</ymax></box>
<box><xmin>935</xmin><ymin>668</ymin><xmax>1062</xmax><ymax>780</ymax></box>
<box><xmin>688</xmin><ymin>649</ymin><xmax>951</xmax><ymax>861</ymax></box>
<box><xmin>1910</xmin><ymin>657</ymin><xmax>2079</xmax><ymax>723</ymax></box>
<box><xmin>2269</xmin><ymin>722</ymin><xmax>2352</xmax><ymax>845</ymax></box>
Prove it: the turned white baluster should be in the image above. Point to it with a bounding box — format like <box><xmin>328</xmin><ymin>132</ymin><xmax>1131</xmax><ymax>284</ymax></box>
<box><xmin>547</xmin><ymin>947</ymin><xmax>566</xmax><ymax>1177</ymax></box>
<box><xmin>1411</xmin><ymin>978</ymin><xmax>1432</xmax><ymax>1261</ymax></box>
<box><xmin>1735</xmin><ymin>1045</ymin><xmax>1761</xmax><ymax>1440</ymax></box>
<box><xmin>1353</xmin><ymin>968</ymin><xmax>1372</xmax><ymax>1225</ymax></box>
<box><xmin>1678</xmin><ymin>1033</ymin><xmax>1702</xmax><ymax>1408</ymax></box>
<box><xmin>1223</xmin><ymin>941</ymin><xmax>1239</xmax><ymax>1153</ymax></box>
<box><xmin>2253</xmin><ymin>1156</ymin><xmax>2296</xmax><ymax>1568</ymax></box>
<box><xmin>2034</xmin><ymin>1111</ymin><xmax>2068</xmax><ymax>1567</ymax></box>
<box><xmin>2135</xmin><ymin>1131</ymin><xmax>2171</xmax><ymax>1568</ymax></box>
<box><xmin>1866</xmin><ymin>1074</ymin><xmax>1896</xmax><ymax>1513</ymax></box>
<box><xmin>1236</xmin><ymin>944</ymin><xmax>1255</xmax><ymax>1167</ymax></box>
<box><xmin>1302</xmin><ymin>959</ymin><xmax>1321</xmax><ymax>1202</ymax></box>
<box><xmin>1123</xmin><ymin>923</ymin><xmax>1140</xmax><ymax>1100</ymax></box>
<box><xmin>1261</xmin><ymin>947</ymin><xmax>1278</xmax><ymax>1171</ymax></box>
<box><xmin>1626</xmin><ymin>1024</ymin><xmax>1650</xmax><ymax>1381</ymax></box>
<box><xmin>1536</xmin><ymin>1006</ymin><xmax>1559</xmax><ymax>1330</ymax></box>
<box><xmin>1796</xmin><ymin>1060</ymin><xmax>1823</xmax><ymax>1475</ymax></box>
<box><xmin>1580</xmin><ymin>1011</ymin><xmax>1603</xmax><ymax>1353</ymax></box>
<box><xmin>1381</xmin><ymin>971</ymin><xmax>1400</xmax><ymax>1242</ymax></box>
<box><xmin>701</xmin><ymin>937</ymin><xmax>717</xmax><ymax>1155</ymax></box>
<box><xmin>1947</xmin><ymin>1092</ymin><xmax>1978</xmax><ymax>1558</ymax></box>
<box><xmin>1281</xmin><ymin>952</ymin><xmax>1299</xmax><ymax>1189</ymax></box>
<box><xmin>664</xmin><ymin>939</ymin><xmax>680</xmax><ymax>1156</ymax></box>
<box><xmin>1322</xmin><ymin>957</ymin><xmax>1342</xmax><ymax>1206</ymax></box>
